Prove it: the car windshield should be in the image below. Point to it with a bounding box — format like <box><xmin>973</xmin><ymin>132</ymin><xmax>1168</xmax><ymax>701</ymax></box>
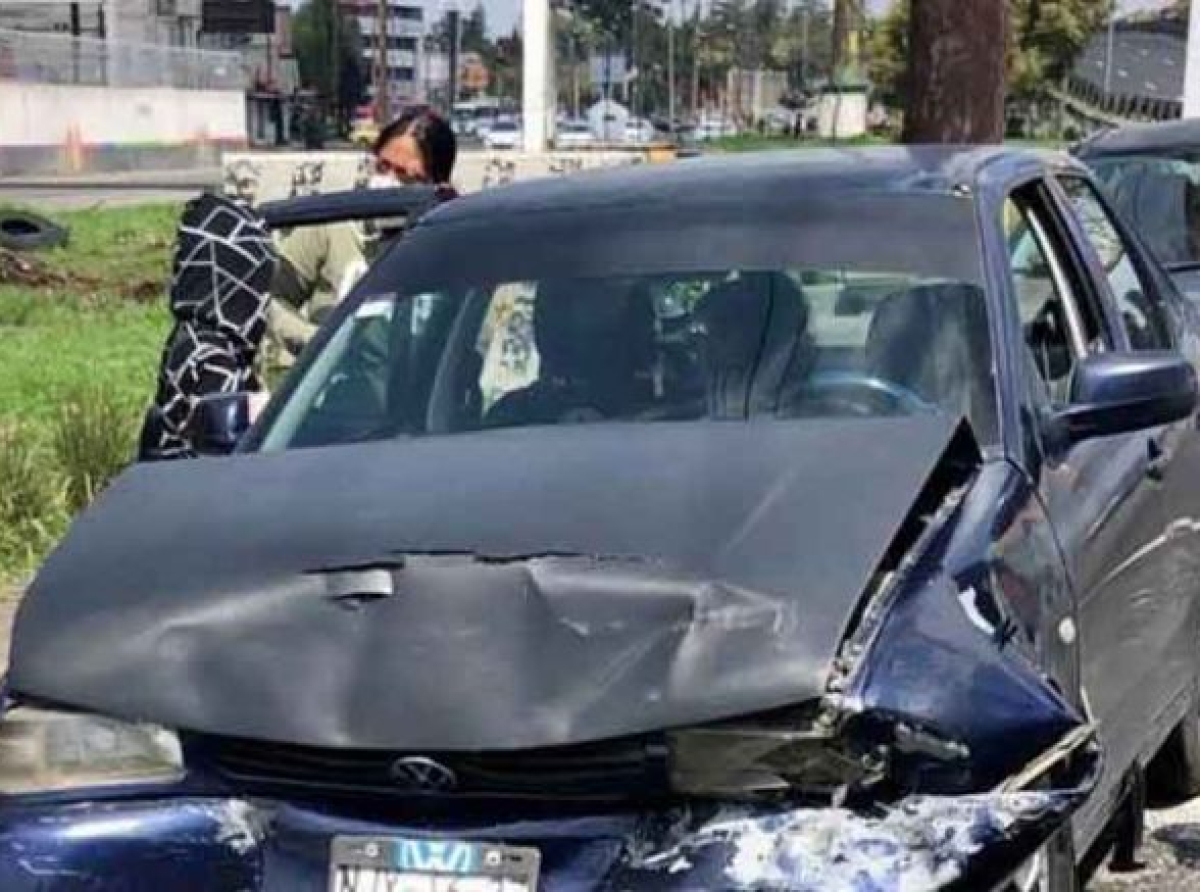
<box><xmin>1089</xmin><ymin>153</ymin><xmax>1200</xmax><ymax>268</ymax></box>
<box><xmin>258</xmin><ymin>272</ymin><xmax>996</xmax><ymax>452</ymax></box>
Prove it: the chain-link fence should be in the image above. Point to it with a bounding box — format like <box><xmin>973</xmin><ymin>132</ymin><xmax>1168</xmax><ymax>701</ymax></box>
<box><xmin>0</xmin><ymin>28</ymin><xmax>246</xmax><ymax>90</ymax></box>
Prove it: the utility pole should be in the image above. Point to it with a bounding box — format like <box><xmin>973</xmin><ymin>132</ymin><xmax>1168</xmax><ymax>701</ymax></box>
<box><xmin>691</xmin><ymin>0</ymin><xmax>699</xmax><ymax>116</ymax></box>
<box><xmin>1103</xmin><ymin>13</ymin><xmax>1115</xmax><ymax>98</ymax></box>
<box><xmin>374</xmin><ymin>0</ymin><xmax>389</xmax><ymax>123</ymax></box>
<box><xmin>1185</xmin><ymin>0</ymin><xmax>1200</xmax><ymax>117</ymax></box>
<box><xmin>70</xmin><ymin>2</ymin><xmax>81</xmax><ymax>83</ymax></box>
<box><xmin>631</xmin><ymin>2</ymin><xmax>638</xmax><ymax>115</ymax></box>
<box><xmin>329</xmin><ymin>1</ymin><xmax>342</xmax><ymax>132</ymax></box>
<box><xmin>903</xmin><ymin>0</ymin><xmax>1006</xmax><ymax>143</ymax></box>
<box><xmin>668</xmin><ymin>0</ymin><xmax>675</xmax><ymax>127</ymax></box>
<box><xmin>448</xmin><ymin>6</ymin><xmax>460</xmax><ymax>111</ymax></box>
<box><xmin>800</xmin><ymin>2</ymin><xmax>808</xmax><ymax>87</ymax></box>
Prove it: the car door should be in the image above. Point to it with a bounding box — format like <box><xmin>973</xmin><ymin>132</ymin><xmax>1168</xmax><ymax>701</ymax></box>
<box><xmin>1000</xmin><ymin>180</ymin><xmax>1169</xmax><ymax>847</ymax></box>
<box><xmin>1051</xmin><ymin>173</ymin><xmax>1200</xmax><ymax>740</ymax></box>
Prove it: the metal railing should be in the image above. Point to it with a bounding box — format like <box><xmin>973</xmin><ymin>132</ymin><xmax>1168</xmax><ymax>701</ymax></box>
<box><xmin>0</xmin><ymin>28</ymin><xmax>246</xmax><ymax>90</ymax></box>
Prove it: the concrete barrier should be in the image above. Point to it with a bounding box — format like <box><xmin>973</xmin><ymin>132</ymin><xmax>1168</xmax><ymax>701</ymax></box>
<box><xmin>0</xmin><ymin>82</ymin><xmax>247</xmax><ymax>176</ymax></box>
<box><xmin>221</xmin><ymin>148</ymin><xmax>673</xmax><ymax>205</ymax></box>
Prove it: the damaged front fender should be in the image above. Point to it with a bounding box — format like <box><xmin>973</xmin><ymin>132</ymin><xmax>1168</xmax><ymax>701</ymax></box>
<box><xmin>617</xmin><ymin>784</ymin><xmax>1095</xmax><ymax>891</ymax></box>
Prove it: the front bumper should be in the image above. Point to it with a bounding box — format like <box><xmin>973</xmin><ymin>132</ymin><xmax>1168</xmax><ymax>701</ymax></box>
<box><xmin>0</xmin><ymin>789</ymin><xmax>1083</xmax><ymax>891</ymax></box>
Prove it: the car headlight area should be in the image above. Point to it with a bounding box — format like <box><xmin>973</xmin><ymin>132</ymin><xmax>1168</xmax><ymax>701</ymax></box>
<box><xmin>0</xmin><ymin>706</ymin><xmax>183</xmax><ymax>794</ymax></box>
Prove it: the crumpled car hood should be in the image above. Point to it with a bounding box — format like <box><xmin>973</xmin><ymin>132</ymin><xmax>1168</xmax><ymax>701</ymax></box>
<box><xmin>13</xmin><ymin>417</ymin><xmax>966</xmax><ymax>750</ymax></box>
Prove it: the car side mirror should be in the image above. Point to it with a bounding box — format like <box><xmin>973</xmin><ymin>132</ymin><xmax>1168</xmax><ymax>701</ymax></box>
<box><xmin>1051</xmin><ymin>352</ymin><xmax>1197</xmax><ymax>446</ymax></box>
<box><xmin>190</xmin><ymin>393</ymin><xmax>252</xmax><ymax>456</ymax></box>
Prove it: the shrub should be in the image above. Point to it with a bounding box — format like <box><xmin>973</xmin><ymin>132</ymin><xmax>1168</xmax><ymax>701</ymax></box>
<box><xmin>49</xmin><ymin>384</ymin><xmax>140</xmax><ymax>514</ymax></box>
<box><xmin>0</xmin><ymin>423</ymin><xmax>68</xmax><ymax>578</ymax></box>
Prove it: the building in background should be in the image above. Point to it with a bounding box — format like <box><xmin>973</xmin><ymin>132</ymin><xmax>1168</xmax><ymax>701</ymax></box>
<box><xmin>338</xmin><ymin>0</ymin><xmax>426</xmax><ymax>105</ymax></box>
<box><xmin>0</xmin><ymin>2</ymin><xmax>104</xmax><ymax>35</ymax></box>
<box><xmin>201</xmin><ymin>4</ymin><xmax>300</xmax><ymax>146</ymax></box>
<box><xmin>109</xmin><ymin>0</ymin><xmax>203</xmax><ymax>46</ymax></box>
<box><xmin>0</xmin><ymin>0</ymin><xmax>203</xmax><ymax>43</ymax></box>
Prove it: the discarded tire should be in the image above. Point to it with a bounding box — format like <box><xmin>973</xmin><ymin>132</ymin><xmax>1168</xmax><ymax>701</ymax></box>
<box><xmin>0</xmin><ymin>210</ymin><xmax>68</xmax><ymax>251</ymax></box>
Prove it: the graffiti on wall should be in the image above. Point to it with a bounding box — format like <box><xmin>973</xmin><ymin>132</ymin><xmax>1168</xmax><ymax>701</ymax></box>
<box><xmin>221</xmin><ymin>150</ymin><xmax>660</xmax><ymax>206</ymax></box>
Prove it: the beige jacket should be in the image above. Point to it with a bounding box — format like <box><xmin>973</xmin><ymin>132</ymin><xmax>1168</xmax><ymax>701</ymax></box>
<box><xmin>264</xmin><ymin>221</ymin><xmax>372</xmax><ymax>373</ymax></box>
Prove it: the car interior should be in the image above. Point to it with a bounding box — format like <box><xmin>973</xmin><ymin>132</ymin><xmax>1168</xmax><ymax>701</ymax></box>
<box><xmin>272</xmin><ymin>269</ymin><xmax>999</xmax><ymax>450</ymax></box>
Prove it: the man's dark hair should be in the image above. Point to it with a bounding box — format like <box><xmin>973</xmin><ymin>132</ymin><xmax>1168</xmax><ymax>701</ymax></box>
<box><xmin>373</xmin><ymin>105</ymin><xmax>458</xmax><ymax>185</ymax></box>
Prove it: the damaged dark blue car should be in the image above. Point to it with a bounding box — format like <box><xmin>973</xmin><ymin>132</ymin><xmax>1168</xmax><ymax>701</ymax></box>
<box><xmin>4</xmin><ymin>147</ymin><xmax>1200</xmax><ymax>891</ymax></box>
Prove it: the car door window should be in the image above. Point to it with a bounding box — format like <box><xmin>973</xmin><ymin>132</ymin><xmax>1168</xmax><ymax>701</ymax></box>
<box><xmin>1058</xmin><ymin>176</ymin><xmax>1174</xmax><ymax>351</ymax></box>
<box><xmin>1005</xmin><ymin>194</ymin><xmax>1095</xmax><ymax>405</ymax></box>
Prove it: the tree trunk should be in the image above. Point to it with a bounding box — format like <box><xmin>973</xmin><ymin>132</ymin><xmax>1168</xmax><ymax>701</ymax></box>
<box><xmin>831</xmin><ymin>0</ymin><xmax>851</xmax><ymax>76</ymax></box>
<box><xmin>902</xmin><ymin>0</ymin><xmax>1007</xmax><ymax>144</ymax></box>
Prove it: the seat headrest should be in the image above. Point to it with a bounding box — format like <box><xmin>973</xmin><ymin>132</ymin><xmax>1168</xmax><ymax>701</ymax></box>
<box><xmin>694</xmin><ymin>272</ymin><xmax>811</xmax><ymax>416</ymax></box>
<box><xmin>866</xmin><ymin>282</ymin><xmax>994</xmax><ymax>432</ymax></box>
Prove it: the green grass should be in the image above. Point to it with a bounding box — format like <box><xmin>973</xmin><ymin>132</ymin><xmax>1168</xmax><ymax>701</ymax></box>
<box><xmin>0</xmin><ymin>203</ymin><xmax>177</xmax><ymax>583</ymax></box>
<box><xmin>32</xmin><ymin>203</ymin><xmax>178</xmax><ymax>286</ymax></box>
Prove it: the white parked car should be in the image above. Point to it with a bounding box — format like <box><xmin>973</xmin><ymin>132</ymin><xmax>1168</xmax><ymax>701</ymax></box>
<box><xmin>695</xmin><ymin>117</ymin><xmax>739</xmax><ymax>141</ymax></box>
<box><xmin>556</xmin><ymin>121</ymin><xmax>596</xmax><ymax>149</ymax></box>
<box><xmin>483</xmin><ymin>120</ymin><xmax>522</xmax><ymax>151</ymax></box>
<box><xmin>625</xmin><ymin>117</ymin><xmax>656</xmax><ymax>144</ymax></box>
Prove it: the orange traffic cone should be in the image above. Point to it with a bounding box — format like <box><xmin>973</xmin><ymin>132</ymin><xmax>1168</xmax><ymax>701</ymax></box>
<box><xmin>64</xmin><ymin>124</ymin><xmax>84</xmax><ymax>174</ymax></box>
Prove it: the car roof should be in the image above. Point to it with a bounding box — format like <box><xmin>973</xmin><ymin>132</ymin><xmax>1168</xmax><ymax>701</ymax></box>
<box><xmin>422</xmin><ymin>146</ymin><xmax>1075</xmax><ymax>227</ymax></box>
<box><xmin>1075</xmin><ymin>118</ymin><xmax>1200</xmax><ymax>157</ymax></box>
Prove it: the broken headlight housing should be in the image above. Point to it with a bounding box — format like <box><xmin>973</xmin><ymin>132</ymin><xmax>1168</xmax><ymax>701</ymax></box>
<box><xmin>0</xmin><ymin>706</ymin><xmax>183</xmax><ymax>794</ymax></box>
<box><xmin>667</xmin><ymin>713</ymin><xmax>888</xmax><ymax>799</ymax></box>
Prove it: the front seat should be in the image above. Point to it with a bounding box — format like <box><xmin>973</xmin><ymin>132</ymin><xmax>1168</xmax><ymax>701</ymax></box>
<box><xmin>864</xmin><ymin>283</ymin><xmax>996</xmax><ymax>433</ymax></box>
<box><xmin>694</xmin><ymin>272</ymin><xmax>813</xmax><ymax>418</ymax></box>
<box><xmin>485</xmin><ymin>279</ymin><xmax>655</xmax><ymax>428</ymax></box>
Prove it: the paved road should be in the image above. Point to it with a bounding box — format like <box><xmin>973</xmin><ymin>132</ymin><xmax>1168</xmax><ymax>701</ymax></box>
<box><xmin>1093</xmin><ymin>798</ymin><xmax>1200</xmax><ymax>890</ymax></box>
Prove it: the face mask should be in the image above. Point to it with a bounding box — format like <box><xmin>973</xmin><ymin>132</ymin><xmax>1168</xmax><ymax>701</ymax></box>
<box><xmin>367</xmin><ymin>173</ymin><xmax>401</xmax><ymax>191</ymax></box>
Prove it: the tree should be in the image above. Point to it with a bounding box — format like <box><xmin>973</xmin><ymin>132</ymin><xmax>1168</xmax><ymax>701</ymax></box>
<box><xmin>1009</xmin><ymin>0</ymin><xmax>1113</xmax><ymax>98</ymax></box>
<box><xmin>493</xmin><ymin>28</ymin><xmax>523</xmax><ymax>99</ymax></box>
<box><xmin>867</xmin><ymin>0</ymin><xmax>908</xmax><ymax>106</ymax></box>
<box><xmin>902</xmin><ymin>0</ymin><xmax>1007</xmax><ymax>142</ymax></box>
<box><xmin>293</xmin><ymin>0</ymin><xmax>365</xmax><ymax>129</ymax></box>
<box><xmin>462</xmin><ymin>3</ymin><xmax>490</xmax><ymax>56</ymax></box>
<box><xmin>831</xmin><ymin>0</ymin><xmax>864</xmax><ymax>78</ymax></box>
<box><xmin>773</xmin><ymin>1</ymin><xmax>833</xmax><ymax>89</ymax></box>
<box><xmin>870</xmin><ymin>0</ymin><xmax>1110</xmax><ymax>110</ymax></box>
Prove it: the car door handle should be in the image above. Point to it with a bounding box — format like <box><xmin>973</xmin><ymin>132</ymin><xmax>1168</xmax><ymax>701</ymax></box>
<box><xmin>1147</xmin><ymin>437</ymin><xmax>1169</xmax><ymax>482</ymax></box>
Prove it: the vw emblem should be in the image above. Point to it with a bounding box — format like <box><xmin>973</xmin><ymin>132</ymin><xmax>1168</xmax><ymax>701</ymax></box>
<box><xmin>389</xmin><ymin>756</ymin><xmax>458</xmax><ymax>792</ymax></box>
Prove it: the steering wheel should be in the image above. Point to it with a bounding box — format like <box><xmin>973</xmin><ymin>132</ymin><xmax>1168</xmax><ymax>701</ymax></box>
<box><xmin>802</xmin><ymin>371</ymin><xmax>936</xmax><ymax>417</ymax></box>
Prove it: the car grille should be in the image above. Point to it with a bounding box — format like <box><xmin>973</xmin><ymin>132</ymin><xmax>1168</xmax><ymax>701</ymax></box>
<box><xmin>191</xmin><ymin>734</ymin><xmax>671</xmax><ymax>800</ymax></box>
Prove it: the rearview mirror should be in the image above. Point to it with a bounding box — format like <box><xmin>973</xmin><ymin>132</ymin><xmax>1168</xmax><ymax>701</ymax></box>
<box><xmin>1052</xmin><ymin>352</ymin><xmax>1197</xmax><ymax>446</ymax></box>
<box><xmin>190</xmin><ymin>393</ymin><xmax>252</xmax><ymax>456</ymax></box>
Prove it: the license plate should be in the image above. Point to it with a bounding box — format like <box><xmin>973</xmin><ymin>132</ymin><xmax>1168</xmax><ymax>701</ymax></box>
<box><xmin>330</xmin><ymin>836</ymin><xmax>540</xmax><ymax>892</ymax></box>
